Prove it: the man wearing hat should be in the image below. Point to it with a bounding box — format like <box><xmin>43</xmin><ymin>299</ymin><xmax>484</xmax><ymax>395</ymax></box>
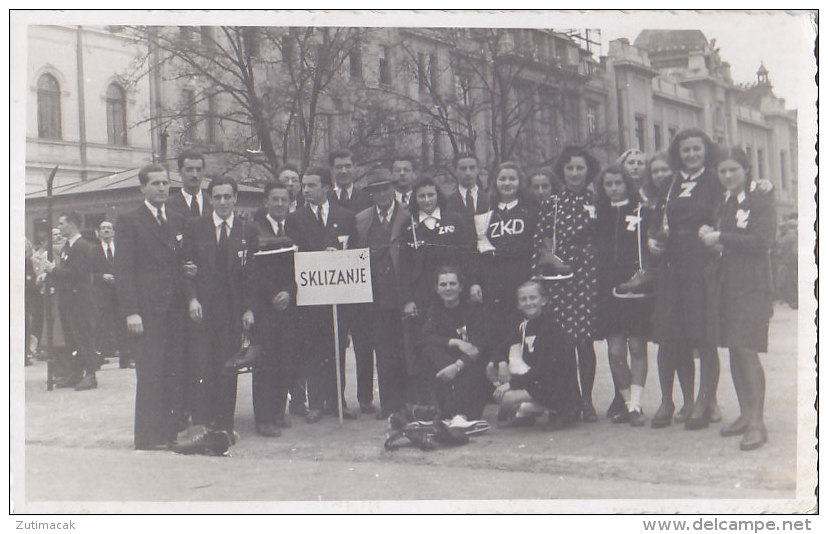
<box><xmin>354</xmin><ymin>168</ymin><xmax>411</xmax><ymax>419</ymax></box>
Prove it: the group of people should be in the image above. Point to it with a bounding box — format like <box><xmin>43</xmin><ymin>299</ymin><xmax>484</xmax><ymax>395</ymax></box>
<box><xmin>27</xmin><ymin>127</ymin><xmax>779</xmax><ymax>455</ymax></box>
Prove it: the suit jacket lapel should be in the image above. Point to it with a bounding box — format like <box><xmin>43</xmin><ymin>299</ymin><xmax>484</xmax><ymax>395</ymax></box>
<box><xmin>139</xmin><ymin>204</ymin><xmax>173</xmax><ymax>249</ymax></box>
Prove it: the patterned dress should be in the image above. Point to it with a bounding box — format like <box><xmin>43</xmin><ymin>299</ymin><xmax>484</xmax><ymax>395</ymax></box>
<box><xmin>532</xmin><ymin>188</ymin><xmax>599</xmax><ymax>343</ymax></box>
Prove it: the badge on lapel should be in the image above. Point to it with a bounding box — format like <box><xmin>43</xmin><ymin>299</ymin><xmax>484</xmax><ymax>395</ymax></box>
<box><xmin>736</xmin><ymin>209</ymin><xmax>750</xmax><ymax>229</ymax></box>
<box><xmin>174</xmin><ymin>233</ymin><xmax>184</xmax><ymax>250</ymax></box>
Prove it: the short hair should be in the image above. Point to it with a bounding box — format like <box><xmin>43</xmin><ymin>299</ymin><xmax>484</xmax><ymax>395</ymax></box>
<box><xmin>303</xmin><ymin>166</ymin><xmax>332</xmax><ymax>188</ymax></box>
<box><xmin>517</xmin><ymin>278</ymin><xmax>546</xmax><ymax>297</ymax></box>
<box><xmin>715</xmin><ymin>145</ymin><xmax>753</xmax><ymax>184</ymax></box>
<box><xmin>596</xmin><ymin>164</ymin><xmax>636</xmax><ymax>206</ymax></box>
<box><xmin>263</xmin><ymin>180</ymin><xmax>289</xmax><ymax>199</ymax></box>
<box><xmin>59</xmin><ymin>211</ymin><xmax>82</xmax><ymax>228</ymax></box>
<box><xmin>99</xmin><ymin>220</ymin><xmax>114</xmax><ymax>230</ymax></box>
<box><xmin>276</xmin><ymin>163</ymin><xmax>300</xmax><ymax>179</ymax></box>
<box><xmin>176</xmin><ymin>149</ymin><xmax>205</xmax><ymax>170</ymax></box>
<box><xmin>328</xmin><ymin>149</ymin><xmax>353</xmax><ymax>167</ymax></box>
<box><xmin>434</xmin><ymin>264</ymin><xmax>466</xmax><ymax>289</ymax></box>
<box><xmin>667</xmin><ymin>128</ymin><xmax>718</xmax><ymax>172</ymax></box>
<box><xmin>553</xmin><ymin>146</ymin><xmax>601</xmax><ymax>188</ymax></box>
<box><xmin>138</xmin><ymin>164</ymin><xmax>166</xmax><ymax>186</ymax></box>
<box><xmin>391</xmin><ymin>153</ymin><xmax>418</xmax><ymax>172</ymax></box>
<box><xmin>409</xmin><ymin>177</ymin><xmax>447</xmax><ymax>216</ymax></box>
<box><xmin>641</xmin><ymin>151</ymin><xmax>673</xmax><ymax>199</ymax></box>
<box><xmin>207</xmin><ymin>176</ymin><xmax>239</xmax><ymax>196</ymax></box>
<box><xmin>453</xmin><ymin>151</ymin><xmax>478</xmax><ymax>168</ymax></box>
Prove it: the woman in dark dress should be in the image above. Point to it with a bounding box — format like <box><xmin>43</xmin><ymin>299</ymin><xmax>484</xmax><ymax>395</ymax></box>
<box><xmin>418</xmin><ymin>265</ymin><xmax>493</xmax><ymax>420</ymax></box>
<box><xmin>699</xmin><ymin>146</ymin><xmax>775</xmax><ymax>450</ymax></box>
<box><xmin>532</xmin><ymin>146</ymin><xmax>601</xmax><ymax>422</ymax></box>
<box><xmin>594</xmin><ymin>165</ymin><xmax>654</xmax><ymax>427</ymax></box>
<box><xmin>650</xmin><ymin>128</ymin><xmax>723</xmax><ymax>430</ymax></box>
<box><xmin>643</xmin><ymin>153</ymin><xmax>696</xmax><ymax>427</ymax></box>
<box><xmin>473</xmin><ymin>161</ymin><xmax>539</xmax><ymax>361</ymax></box>
<box><xmin>399</xmin><ymin>177</ymin><xmax>473</xmax><ymax>403</ymax></box>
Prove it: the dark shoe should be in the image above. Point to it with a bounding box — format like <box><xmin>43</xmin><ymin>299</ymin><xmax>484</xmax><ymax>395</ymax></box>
<box><xmin>606</xmin><ymin>394</ymin><xmax>626</xmax><ymax>418</ymax></box>
<box><xmin>613</xmin><ymin>269</ymin><xmax>657</xmax><ymax>298</ymax></box>
<box><xmin>629</xmin><ymin>409</ymin><xmax>645</xmax><ymax>427</ymax></box>
<box><xmin>305</xmin><ymin>409</ymin><xmax>322</xmax><ymax>424</ymax></box>
<box><xmin>503</xmin><ymin>414</ymin><xmax>537</xmax><ymax>428</ymax></box>
<box><xmin>289</xmin><ymin>402</ymin><xmax>308</xmax><ymax>417</ymax></box>
<box><xmin>74</xmin><ymin>374</ymin><xmax>98</xmax><ymax>391</ymax></box>
<box><xmin>497</xmin><ymin>404</ymin><xmax>519</xmax><ymax>422</ymax></box>
<box><xmin>673</xmin><ymin>403</ymin><xmax>693</xmax><ymax>423</ymax></box>
<box><xmin>55</xmin><ymin>374</ymin><xmax>82</xmax><ymax>388</ymax></box>
<box><xmin>706</xmin><ymin>402</ymin><xmax>722</xmax><ymax>423</ymax></box>
<box><xmin>650</xmin><ymin>402</ymin><xmax>675</xmax><ymax>428</ymax></box>
<box><xmin>581</xmin><ymin>402</ymin><xmax>598</xmax><ymax>423</ymax></box>
<box><xmin>611</xmin><ymin>410</ymin><xmax>630</xmax><ymax>424</ymax></box>
<box><xmin>172</xmin><ymin>425</ymin><xmax>230</xmax><ymax>456</ymax></box>
<box><xmin>274</xmin><ymin>418</ymin><xmax>292</xmax><ymax>429</ymax></box>
<box><xmin>739</xmin><ymin>425</ymin><xmax>767</xmax><ymax>451</ymax></box>
<box><xmin>256</xmin><ymin>423</ymin><xmax>282</xmax><ymax>437</ymax></box>
<box><xmin>720</xmin><ymin>417</ymin><xmax>750</xmax><ymax>437</ymax></box>
<box><xmin>341</xmin><ymin>407</ymin><xmax>358</xmax><ymax>420</ymax></box>
<box><xmin>360</xmin><ymin>402</ymin><xmax>377</xmax><ymax>414</ymax></box>
<box><xmin>684</xmin><ymin>406</ymin><xmax>710</xmax><ymax>430</ymax></box>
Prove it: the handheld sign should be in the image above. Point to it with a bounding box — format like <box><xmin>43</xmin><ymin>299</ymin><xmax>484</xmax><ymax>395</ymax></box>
<box><xmin>294</xmin><ymin>248</ymin><xmax>373</xmax><ymax>306</ymax></box>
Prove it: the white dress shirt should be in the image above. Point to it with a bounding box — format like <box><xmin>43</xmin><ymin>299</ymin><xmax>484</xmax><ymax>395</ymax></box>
<box><xmin>181</xmin><ymin>189</ymin><xmax>205</xmax><ymax>215</ymax></box>
<box><xmin>213</xmin><ymin>211</ymin><xmax>234</xmax><ymax>243</ymax></box>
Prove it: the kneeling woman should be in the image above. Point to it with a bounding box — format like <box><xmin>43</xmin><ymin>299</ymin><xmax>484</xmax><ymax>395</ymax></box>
<box><xmin>699</xmin><ymin>147</ymin><xmax>775</xmax><ymax>451</ymax></box>
<box><xmin>490</xmin><ymin>280</ymin><xmax>579</xmax><ymax>427</ymax></box>
<box><xmin>418</xmin><ymin>265</ymin><xmax>493</xmax><ymax>420</ymax></box>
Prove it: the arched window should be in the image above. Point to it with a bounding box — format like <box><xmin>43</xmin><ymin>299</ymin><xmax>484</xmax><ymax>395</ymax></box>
<box><xmin>106</xmin><ymin>83</ymin><xmax>127</xmax><ymax>146</ymax></box>
<box><xmin>37</xmin><ymin>74</ymin><xmax>62</xmax><ymax>139</ymax></box>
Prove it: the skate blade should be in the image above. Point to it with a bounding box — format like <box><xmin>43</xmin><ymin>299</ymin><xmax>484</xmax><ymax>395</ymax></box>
<box><xmin>538</xmin><ymin>273</ymin><xmax>574</xmax><ymax>281</ymax></box>
<box><xmin>612</xmin><ymin>288</ymin><xmax>654</xmax><ymax>299</ymax></box>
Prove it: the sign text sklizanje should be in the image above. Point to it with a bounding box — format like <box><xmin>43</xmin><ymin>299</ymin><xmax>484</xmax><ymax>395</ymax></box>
<box><xmin>294</xmin><ymin>248</ymin><xmax>374</xmax><ymax>306</ymax></box>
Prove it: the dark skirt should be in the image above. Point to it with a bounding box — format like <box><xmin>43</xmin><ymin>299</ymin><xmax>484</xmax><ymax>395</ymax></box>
<box><xmin>599</xmin><ymin>289</ymin><xmax>654</xmax><ymax>339</ymax></box>
<box><xmin>652</xmin><ymin>249</ymin><xmax>710</xmax><ymax>343</ymax></box>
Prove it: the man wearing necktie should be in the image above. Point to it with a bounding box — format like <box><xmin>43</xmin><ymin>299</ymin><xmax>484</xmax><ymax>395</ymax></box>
<box><xmin>327</xmin><ymin>149</ymin><xmax>372</xmax><ymax>213</ymax></box>
<box><xmin>391</xmin><ymin>154</ymin><xmax>418</xmax><ymax>207</ymax></box>
<box><xmin>92</xmin><ymin>220</ymin><xmax>132</xmax><ymax>369</ymax></box>
<box><xmin>167</xmin><ymin>150</ymin><xmax>212</xmax><ymax>219</ymax></box>
<box><xmin>43</xmin><ymin>211</ymin><xmax>98</xmax><ymax>390</ymax></box>
<box><xmin>115</xmin><ymin>164</ymin><xmax>189</xmax><ymax>450</ymax></box>
<box><xmin>251</xmin><ymin>181</ymin><xmax>301</xmax><ymax>435</ymax></box>
<box><xmin>354</xmin><ymin>169</ymin><xmax>411</xmax><ymax>419</ymax></box>
<box><xmin>446</xmin><ymin>152</ymin><xmax>490</xmax><ymax>229</ymax></box>
<box><xmin>285</xmin><ymin>166</ymin><xmax>359</xmax><ymax>423</ymax></box>
<box><xmin>182</xmin><ymin>177</ymin><xmax>257</xmax><ymax>443</ymax></box>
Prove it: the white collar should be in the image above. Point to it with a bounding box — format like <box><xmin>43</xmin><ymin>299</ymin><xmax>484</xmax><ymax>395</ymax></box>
<box><xmin>458</xmin><ymin>184</ymin><xmax>478</xmax><ymax>196</ymax></box>
<box><xmin>377</xmin><ymin>202</ymin><xmax>396</xmax><ymax>220</ymax></box>
<box><xmin>144</xmin><ymin>200</ymin><xmax>166</xmax><ymax>219</ymax></box>
<box><xmin>307</xmin><ymin>200</ymin><xmax>329</xmax><ymax>212</ymax></box>
<box><xmin>395</xmin><ymin>190</ymin><xmax>411</xmax><ymax>202</ymax></box>
<box><xmin>497</xmin><ymin>199</ymin><xmax>519</xmax><ymax>211</ymax></box>
<box><xmin>212</xmin><ymin>211</ymin><xmax>235</xmax><ymax>229</ymax></box>
<box><xmin>181</xmin><ymin>188</ymin><xmax>202</xmax><ymax>205</ymax></box>
<box><xmin>100</xmin><ymin>240</ymin><xmax>114</xmax><ymax>251</ymax></box>
<box><xmin>334</xmin><ymin>184</ymin><xmax>354</xmax><ymax>197</ymax></box>
<box><xmin>610</xmin><ymin>199</ymin><xmax>630</xmax><ymax>207</ymax></box>
<box><xmin>419</xmin><ymin>207</ymin><xmax>441</xmax><ymax>222</ymax></box>
<box><xmin>680</xmin><ymin>167</ymin><xmax>705</xmax><ymax>181</ymax></box>
<box><xmin>724</xmin><ymin>188</ymin><xmax>748</xmax><ymax>204</ymax></box>
<box><xmin>266</xmin><ymin>213</ymin><xmax>284</xmax><ymax>227</ymax></box>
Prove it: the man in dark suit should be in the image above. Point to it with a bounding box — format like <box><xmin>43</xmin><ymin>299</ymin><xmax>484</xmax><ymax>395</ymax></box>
<box><xmin>166</xmin><ymin>150</ymin><xmax>211</xmax><ymax>218</ymax></box>
<box><xmin>92</xmin><ymin>220</ymin><xmax>132</xmax><ymax>369</ymax></box>
<box><xmin>326</xmin><ymin>150</ymin><xmax>374</xmax><ymax>413</ymax></box>
<box><xmin>44</xmin><ymin>211</ymin><xmax>98</xmax><ymax>390</ymax></box>
<box><xmin>251</xmin><ymin>181</ymin><xmax>297</xmax><ymax>436</ymax></box>
<box><xmin>115</xmin><ymin>164</ymin><xmax>189</xmax><ymax>450</ymax></box>
<box><xmin>391</xmin><ymin>153</ymin><xmax>418</xmax><ymax>207</ymax></box>
<box><xmin>445</xmin><ymin>152</ymin><xmax>490</xmax><ymax>226</ymax></box>
<box><xmin>285</xmin><ymin>166</ymin><xmax>359</xmax><ymax>423</ymax></box>
<box><xmin>354</xmin><ymin>169</ymin><xmax>410</xmax><ymax>419</ymax></box>
<box><xmin>182</xmin><ymin>176</ymin><xmax>257</xmax><ymax>440</ymax></box>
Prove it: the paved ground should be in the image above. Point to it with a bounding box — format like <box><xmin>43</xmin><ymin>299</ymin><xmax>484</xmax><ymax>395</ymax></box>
<box><xmin>13</xmin><ymin>304</ymin><xmax>815</xmax><ymax>513</ymax></box>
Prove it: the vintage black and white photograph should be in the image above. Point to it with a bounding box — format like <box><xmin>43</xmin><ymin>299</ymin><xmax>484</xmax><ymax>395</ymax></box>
<box><xmin>9</xmin><ymin>8</ymin><xmax>818</xmax><ymax>517</ymax></box>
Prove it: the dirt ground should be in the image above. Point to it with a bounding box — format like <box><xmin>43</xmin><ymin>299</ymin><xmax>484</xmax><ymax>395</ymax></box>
<box><xmin>14</xmin><ymin>303</ymin><xmax>814</xmax><ymax>513</ymax></box>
